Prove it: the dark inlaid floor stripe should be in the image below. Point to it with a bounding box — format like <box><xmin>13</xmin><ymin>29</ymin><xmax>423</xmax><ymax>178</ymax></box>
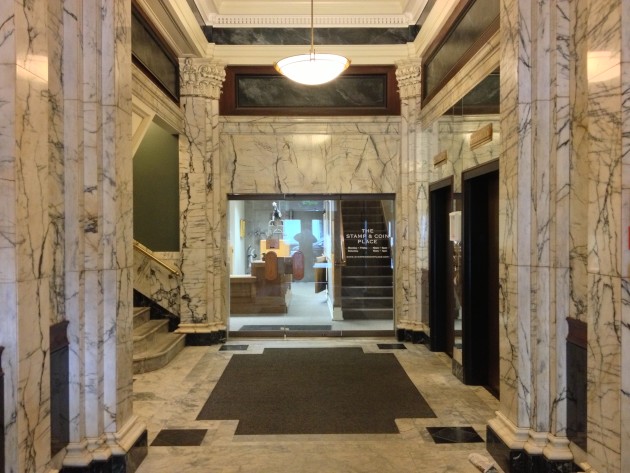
<box><xmin>426</xmin><ymin>426</ymin><xmax>484</xmax><ymax>444</ymax></box>
<box><xmin>377</xmin><ymin>343</ymin><xmax>406</xmax><ymax>350</ymax></box>
<box><xmin>219</xmin><ymin>344</ymin><xmax>249</xmax><ymax>351</ymax></box>
<box><xmin>239</xmin><ymin>325</ymin><xmax>332</xmax><ymax>331</ymax></box>
<box><xmin>151</xmin><ymin>429</ymin><xmax>208</xmax><ymax>446</ymax></box>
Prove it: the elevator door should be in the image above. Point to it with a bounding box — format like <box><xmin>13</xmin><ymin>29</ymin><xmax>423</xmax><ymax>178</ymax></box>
<box><xmin>462</xmin><ymin>162</ymin><xmax>499</xmax><ymax>398</ymax></box>
<box><xmin>429</xmin><ymin>179</ymin><xmax>454</xmax><ymax>355</ymax></box>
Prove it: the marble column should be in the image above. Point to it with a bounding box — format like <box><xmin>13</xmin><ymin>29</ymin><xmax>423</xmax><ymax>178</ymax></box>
<box><xmin>177</xmin><ymin>58</ymin><xmax>227</xmax><ymax>343</ymax></box>
<box><xmin>0</xmin><ymin>1</ymin><xmax>53</xmax><ymax>471</ymax></box>
<box><xmin>60</xmin><ymin>0</ymin><xmax>147</xmax><ymax>470</ymax></box>
<box><xmin>488</xmin><ymin>0</ymin><xmax>623</xmax><ymax>472</ymax></box>
<box><xmin>395</xmin><ymin>60</ymin><xmax>425</xmax><ymax>340</ymax></box>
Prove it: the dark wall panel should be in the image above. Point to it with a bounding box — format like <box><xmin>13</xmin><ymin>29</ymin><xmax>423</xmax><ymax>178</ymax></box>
<box><xmin>50</xmin><ymin>322</ymin><xmax>69</xmax><ymax>456</ymax></box>
<box><xmin>1</xmin><ymin>346</ymin><xmax>4</xmax><ymax>473</ymax></box>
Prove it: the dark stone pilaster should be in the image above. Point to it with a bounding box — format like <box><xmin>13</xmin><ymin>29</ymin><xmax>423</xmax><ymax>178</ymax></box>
<box><xmin>396</xmin><ymin>328</ymin><xmax>428</xmax><ymax>344</ymax></box>
<box><xmin>1</xmin><ymin>346</ymin><xmax>4</xmax><ymax>473</ymax></box>
<box><xmin>451</xmin><ymin>358</ymin><xmax>464</xmax><ymax>383</ymax></box>
<box><xmin>185</xmin><ymin>330</ymin><xmax>226</xmax><ymax>346</ymax></box>
<box><xmin>486</xmin><ymin>424</ymin><xmax>526</xmax><ymax>473</ymax></box>
<box><xmin>50</xmin><ymin>321</ymin><xmax>70</xmax><ymax>456</ymax></box>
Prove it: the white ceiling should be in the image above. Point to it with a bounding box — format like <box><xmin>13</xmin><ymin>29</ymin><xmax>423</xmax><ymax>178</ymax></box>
<box><xmin>191</xmin><ymin>0</ymin><xmax>432</xmax><ymax>27</ymax></box>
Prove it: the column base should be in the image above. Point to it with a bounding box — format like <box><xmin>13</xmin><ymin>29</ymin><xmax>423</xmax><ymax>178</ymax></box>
<box><xmin>61</xmin><ymin>418</ymin><xmax>147</xmax><ymax>473</ymax></box>
<box><xmin>487</xmin><ymin>413</ymin><xmax>582</xmax><ymax>473</ymax></box>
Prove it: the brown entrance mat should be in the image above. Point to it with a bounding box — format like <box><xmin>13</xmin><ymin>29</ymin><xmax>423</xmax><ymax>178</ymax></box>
<box><xmin>196</xmin><ymin>347</ymin><xmax>435</xmax><ymax>435</ymax></box>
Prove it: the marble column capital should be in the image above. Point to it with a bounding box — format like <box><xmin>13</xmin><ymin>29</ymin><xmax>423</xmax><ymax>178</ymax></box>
<box><xmin>180</xmin><ymin>57</ymin><xmax>226</xmax><ymax>99</ymax></box>
<box><xmin>395</xmin><ymin>59</ymin><xmax>422</xmax><ymax>100</ymax></box>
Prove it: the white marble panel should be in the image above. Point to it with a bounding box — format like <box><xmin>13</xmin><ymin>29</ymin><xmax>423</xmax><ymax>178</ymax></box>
<box><xmin>587</xmin><ymin>274</ymin><xmax>621</xmax><ymax>473</ymax></box>
<box><xmin>133</xmin><ymin>249</ymin><xmax>180</xmax><ymax>316</ymax></box>
<box><xmin>0</xmin><ymin>283</ymin><xmax>18</xmax><ymax>470</ymax></box>
<box><xmin>83</xmin><ymin>269</ymin><xmax>105</xmax><ymax>439</ymax></box>
<box><xmin>221</xmin><ymin>118</ymin><xmax>400</xmax><ymax>195</ymax></box>
<box><xmin>15</xmin><ymin>68</ymin><xmax>51</xmax><ymax>282</ymax></box>
<box><xmin>180</xmin><ymin>248</ymin><xmax>209</xmax><ymax>323</ymax></box>
<box><xmin>180</xmin><ymin>173</ymin><xmax>210</xmax><ymax>247</ymax></box>
<box><xmin>17</xmin><ymin>278</ymin><xmax>51</xmax><ymax>472</ymax></box>
<box><xmin>181</xmin><ymin>99</ymin><xmax>212</xmax><ymax>175</ymax></box>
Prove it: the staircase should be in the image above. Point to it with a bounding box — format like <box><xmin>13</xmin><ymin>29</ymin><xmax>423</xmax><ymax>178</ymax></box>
<box><xmin>133</xmin><ymin>307</ymin><xmax>185</xmax><ymax>374</ymax></box>
<box><xmin>341</xmin><ymin>200</ymin><xmax>394</xmax><ymax>320</ymax></box>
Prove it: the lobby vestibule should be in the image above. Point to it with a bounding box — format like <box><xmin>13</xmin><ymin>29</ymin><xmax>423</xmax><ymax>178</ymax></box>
<box><xmin>133</xmin><ymin>339</ymin><xmax>502</xmax><ymax>473</ymax></box>
<box><xmin>2</xmin><ymin>0</ymin><xmax>629</xmax><ymax>472</ymax></box>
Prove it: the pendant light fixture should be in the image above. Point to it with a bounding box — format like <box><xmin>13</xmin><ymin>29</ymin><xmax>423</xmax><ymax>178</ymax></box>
<box><xmin>274</xmin><ymin>0</ymin><xmax>350</xmax><ymax>85</ymax></box>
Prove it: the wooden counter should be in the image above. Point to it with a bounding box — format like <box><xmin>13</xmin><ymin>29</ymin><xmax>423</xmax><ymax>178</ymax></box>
<box><xmin>230</xmin><ymin>258</ymin><xmax>292</xmax><ymax>314</ymax></box>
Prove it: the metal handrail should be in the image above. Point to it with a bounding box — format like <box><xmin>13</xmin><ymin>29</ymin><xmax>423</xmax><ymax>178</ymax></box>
<box><xmin>133</xmin><ymin>241</ymin><xmax>181</xmax><ymax>276</ymax></box>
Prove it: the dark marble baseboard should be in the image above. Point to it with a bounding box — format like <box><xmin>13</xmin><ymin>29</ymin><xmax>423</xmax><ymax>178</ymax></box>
<box><xmin>522</xmin><ymin>453</ymin><xmax>580</xmax><ymax>473</ymax></box>
<box><xmin>1</xmin><ymin>346</ymin><xmax>4</xmax><ymax>473</ymax></box>
<box><xmin>396</xmin><ymin>329</ymin><xmax>428</xmax><ymax>344</ymax></box>
<box><xmin>486</xmin><ymin>425</ymin><xmax>526</xmax><ymax>473</ymax></box>
<box><xmin>452</xmin><ymin>358</ymin><xmax>464</xmax><ymax>383</ymax></box>
<box><xmin>60</xmin><ymin>430</ymin><xmax>147</xmax><ymax>473</ymax></box>
<box><xmin>487</xmin><ymin>425</ymin><xmax>583</xmax><ymax>473</ymax></box>
<box><xmin>185</xmin><ymin>330</ymin><xmax>226</xmax><ymax>346</ymax></box>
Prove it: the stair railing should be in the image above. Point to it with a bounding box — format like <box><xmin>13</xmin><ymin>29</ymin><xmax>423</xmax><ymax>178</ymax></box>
<box><xmin>133</xmin><ymin>240</ymin><xmax>180</xmax><ymax>276</ymax></box>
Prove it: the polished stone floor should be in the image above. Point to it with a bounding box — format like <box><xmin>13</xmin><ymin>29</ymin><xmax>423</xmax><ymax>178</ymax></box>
<box><xmin>133</xmin><ymin>338</ymin><xmax>503</xmax><ymax>473</ymax></box>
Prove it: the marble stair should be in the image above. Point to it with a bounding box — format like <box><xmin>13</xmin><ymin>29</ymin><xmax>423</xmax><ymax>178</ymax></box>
<box><xmin>133</xmin><ymin>307</ymin><xmax>185</xmax><ymax>374</ymax></box>
<box><xmin>341</xmin><ymin>200</ymin><xmax>394</xmax><ymax>320</ymax></box>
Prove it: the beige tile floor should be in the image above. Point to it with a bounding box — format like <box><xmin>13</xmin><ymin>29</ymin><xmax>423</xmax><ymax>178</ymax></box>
<box><xmin>133</xmin><ymin>338</ymin><xmax>503</xmax><ymax>473</ymax></box>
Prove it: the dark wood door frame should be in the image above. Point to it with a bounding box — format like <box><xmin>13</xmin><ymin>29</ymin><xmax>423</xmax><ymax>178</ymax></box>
<box><xmin>462</xmin><ymin>160</ymin><xmax>500</xmax><ymax>397</ymax></box>
<box><xmin>429</xmin><ymin>177</ymin><xmax>454</xmax><ymax>354</ymax></box>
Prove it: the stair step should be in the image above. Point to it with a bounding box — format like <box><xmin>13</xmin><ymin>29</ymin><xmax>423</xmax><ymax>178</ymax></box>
<box><xmin>341</xmin><ymin>286</ymin><xmax>393</xmax><ymax>297</ymax></box>
<box><xmin>133</xmin><ymin>318</ymin><xmax>169</xmax><ymax>341</ymax></box>
<box><xmin>342</xmin><ymin>275</ymin><xmax>393</xmax><ymax>286</ymax></box>
<box><xmin>133</xmin><ymin>307</ymin><xmax>151</xmax><ymax>327</ymax></box>
<box><xmin>342</xmin><ymin>308</ymin><xmax>394</xmax><ymax>320</ymax></box>
<box><xmin>133</xmin><ymin>332</ymin><xmax>186</xmax><ymax>374</ymax></box>
<box><xmin>342</xmin><ymin>297</ymin><xmax>393</xmax><ymax>309</ymax></box>
<box><xmin>342</xmin><ymin>265</ymin><xmax>392</xmax><ymax>276</ymax></box>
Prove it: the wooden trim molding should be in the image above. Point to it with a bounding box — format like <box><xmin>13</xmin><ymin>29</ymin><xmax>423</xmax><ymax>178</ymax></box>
<box><xmin>219</xmin><ymin>65</ymin><xmax>400</xmax><ymax>116</ymax></box>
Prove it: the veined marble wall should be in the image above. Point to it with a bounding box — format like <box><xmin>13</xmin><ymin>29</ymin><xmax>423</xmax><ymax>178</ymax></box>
<box><xmin>1</xmin><ymin>1</ymin><xmax>144</xmax><ymax>472</ymax></box>
<box><xmin>485</xmin><ymin>0</ymin><xmax>625</xmax><ymax>471</ymax></box>
<box><xmin>220</xmin><ymin>118</ymin><xmax>400</xmax><ymax>195</ymax></box>
<box><xmin>133</xmin><ymin>244</ymin><xmax>180</xmax><ymax>317</ymax></box>
<box><xmin>432</xmin><ymin>115</ymin><xmax>501</xmax><ymax>192</ymax></box>
<box><xmin>217</xmin><ymin>117</ymin><xmax>401</xmax><ymax>325</ymax></box>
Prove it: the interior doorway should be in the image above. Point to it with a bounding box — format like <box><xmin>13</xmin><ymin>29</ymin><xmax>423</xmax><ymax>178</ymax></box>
<box><xmin>227</xmin><ymin>194</ymin><xmax>395</xmax><ymax>338</ymax></box>
<box><xmin>462</xmin><ymin>161</ymin><xmax>500</xmax><ymax>398</ymax></box>
<box><xmin>428</xmin><ymin>178</ymin><xmax>455</xmax><ymax>356</ymax></box>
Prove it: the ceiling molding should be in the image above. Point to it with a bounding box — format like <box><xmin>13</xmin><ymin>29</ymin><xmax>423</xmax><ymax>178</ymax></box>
<box><xmin>211</xmin><ymin>43</ymin><xmax>412</xmax><ymax>65</ymax></box>
<box><xmin>193</xmin><ymin>0</ymin><xmax>430</xmax><ymax>25</ymax></box>
<box><xmin>207</xmin><ymin>14</ymin><xmax>413</xmax><ymax>28</ymax></box>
